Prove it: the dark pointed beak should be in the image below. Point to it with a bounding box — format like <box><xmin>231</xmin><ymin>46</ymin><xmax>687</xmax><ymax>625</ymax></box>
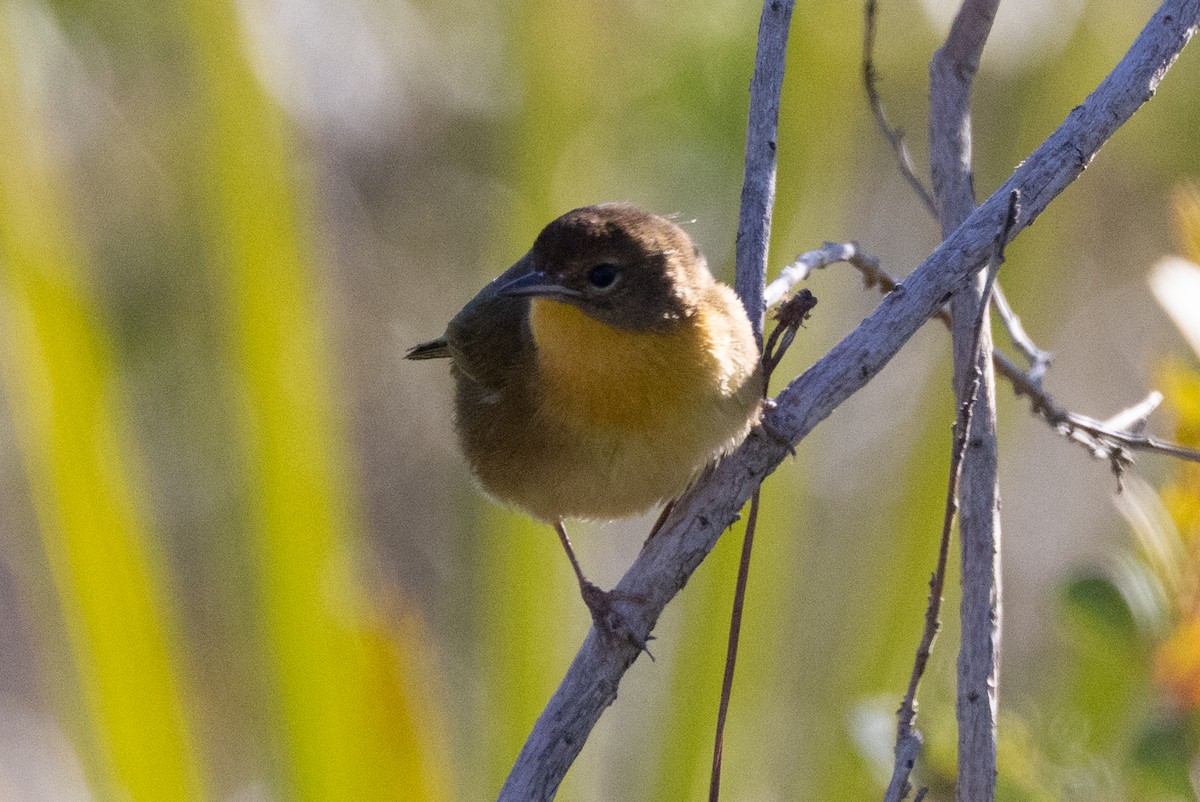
<box><xmin>497</xmin><ymin>270</ymin><xmax>582</xmax><ymax>300</ymax></box>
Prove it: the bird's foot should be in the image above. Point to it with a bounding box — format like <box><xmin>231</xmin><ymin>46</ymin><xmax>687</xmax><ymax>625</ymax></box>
<box><xmin>579</xmin><ymin>581</ymin><xmax>655</xmax><ymax>660</ymax></box>
<box><xmin>756</xmin><ymin>399</ymin><xmax>796</xmax><ymax>457</ymax></box>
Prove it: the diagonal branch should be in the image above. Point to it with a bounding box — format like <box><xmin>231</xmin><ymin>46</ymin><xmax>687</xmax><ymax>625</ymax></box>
<box><xmin>496</xmin><ymin>3</ymin><xmax>1200</xmax><ymax>799</ymax></box>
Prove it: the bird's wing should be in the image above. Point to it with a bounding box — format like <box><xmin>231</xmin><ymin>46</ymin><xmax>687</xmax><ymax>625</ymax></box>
<box><xmin>444</xmin><ymin>253</ymin><xmax>537</xmax><ymax>390</ymax></box>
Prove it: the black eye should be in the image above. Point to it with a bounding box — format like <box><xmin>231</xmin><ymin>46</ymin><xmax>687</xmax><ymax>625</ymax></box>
<box><xmin>587</xmin><ymin>263</ymin><xmax>619</xmax><ymax>289</ymax></box>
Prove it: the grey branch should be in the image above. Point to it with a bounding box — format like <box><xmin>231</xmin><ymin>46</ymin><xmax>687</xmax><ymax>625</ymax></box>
<box><xmin>929</xmin><ymin>0</ymin><xmax>1004</xmax><ymax>798</ymax></box>
<box><xmin>496</xmin><ymin>2</ymin><xmax>1200</xmax><ymax>799</ymax></box>
<box><xmin>991</xmin><ymin>287</ymin><xmax>1052</xmax><ymax>384</ymax></box>
<box><xmin>734</xmin><ymin>0</ymin><xmax>795</xmax><ymax>341</ymax></box>
<box><xmin>764</xmin><ymin>241</ymin><xmax>885</xmax><ymax>306</ymax></box>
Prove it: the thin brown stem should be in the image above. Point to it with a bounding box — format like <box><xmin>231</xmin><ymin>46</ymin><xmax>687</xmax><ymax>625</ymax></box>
<box><xmin>882</xmin><ymin>191</ymin><xmax>1018</xmax><ymax>802</ymax></box>
<box><xmin>709</xmin><ymin>294</ymin><xmax>812</xmax><ymax>801</ymax></box>
<box><xmin>709</xmin><ymin>488</ymin><xmax>761</xmax><ymax>802</ymax></box>
<box><xmin>863</xmin><ymin>0</ymin><xmax>938</xmax><ymax>216</ymax></box>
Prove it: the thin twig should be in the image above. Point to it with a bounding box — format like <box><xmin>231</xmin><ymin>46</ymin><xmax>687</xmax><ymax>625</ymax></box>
<box><xmin>768</xmin><ymin>248</ymin><xmax>1200</xmax><ymax>466</ymax></box>
<box><xmin>863</xmin><ymin>0</ymin><xmax>938</xmax><ymax>216</ymax></box>
<box><xmin>865</xmin><ymin>0</ymin><xmax>1053</xmax><ymax>394</ymax></box>
<box><xmin>497</xmin><ymin>6</ymin><xmax>1200</xmax><ymax>797</ymax></box>
<box><xmin>764</xmin><ymin>241</ymin><xmax>884</xmax><ymax>307</ymax></box>
<box><xmin>991</xmin><ymin>286</ymin><xmax>1053</xmax><ymax>384</ymax></box>
<box><xmin>706</xmin><ymin>4</ymin><xmax>797</xmax><ymax>797</ymax></box>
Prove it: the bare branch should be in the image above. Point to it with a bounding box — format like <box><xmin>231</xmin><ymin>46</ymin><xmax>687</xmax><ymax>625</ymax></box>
<box><xmin>883</xmin><ymin>190</ymin><xmax>1019</xmax><ymax>802</ymax></box>
<box><xmin>991</xmin><ymin>286</ymin><xmax>1053</xmax><ymax>383</ymax></box>
<box><xmin>928</xmin><ymin>1</ymin><xmax>1005</xmax><ymax>797</ymax></box>
<box><xmin>1102</xmin><ymin>391</ymin><xmax>1162</xmax><ymax>433</ymax></box>
<box><xmin>764</xmin><ymin>241</ymin><xmax>885</xmax><ymax>306</ymax></box>
<box><xmin>883</xmin><ymin>731</ymin><xmax>924</xmax><ymax>802</ymax></box>
<box><xmin>735</xmin><ymin>0</ymin><xmax>796</xmax><ymax>342</ymax></box>
<box><xmin>497</xmin><ymin>3</ymin><xmax>1200</xmax><ymax>799</ymax></box>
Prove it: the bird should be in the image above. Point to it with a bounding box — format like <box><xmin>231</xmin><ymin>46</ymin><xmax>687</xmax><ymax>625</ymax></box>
<box><xmin>407</xmin><ymin>203</ymin><xmax>763</xmax><ymax>638</ymax></box>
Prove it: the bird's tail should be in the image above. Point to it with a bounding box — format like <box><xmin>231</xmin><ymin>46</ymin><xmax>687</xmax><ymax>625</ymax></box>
<box><xmin>405</xmin><ymin>336</ymin><xmax>452</xmax><ymax>360</ymax></box>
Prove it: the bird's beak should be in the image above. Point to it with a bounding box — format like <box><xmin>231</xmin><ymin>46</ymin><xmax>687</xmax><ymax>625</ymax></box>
<box><xmin>498</xmin><ymin>270</ymin><xmax>582</xmax><ymax>300</ymax></box>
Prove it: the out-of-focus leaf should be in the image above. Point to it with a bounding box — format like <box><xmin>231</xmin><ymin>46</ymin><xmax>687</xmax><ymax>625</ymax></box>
<box><xmin>1156</xmin><ymin>618</ymin><xmax>1200</xmax><ymax>713</ymax></box>
<box><xmin>1113</xmin><ymin>475</ymin><xmax>1193</xmax><ymax>624</ymax></box>
<box><xmin>1132</xmin><ymin>717</ymin><xmax>1198</xmax><ymax>799</ymax></box>
<box><xmin>1158</xmin><ymin>365</ymin><xmax>1200</xmax><ymax>552</ymax></box>
<box><xmin>1057</xmin><ymin>574</ymin><xmax>1147</xmax><ymax>751</ymax></box>
<box><xmin>0</xmin><ymin>9</ymin><xmax>204</xmax><ymax>799</ymax></box>
<box><xmin>367</xmin><ymin>598</ymin><xmax>458</xmax><ymax>802</ymax></box>
<box><xmin>1172</xmin><ymin>183</ymin><xmax>1200</xmax><ymax>265</ymax></box>
<box><xmin>1160</xmin><ymin>365</ymin><xmax>1200</xmax><ymax>446</ymax></box>
<box><xmin>1062</xmin><ymin>574</ymin><xmax>1140</xmax><ymax>646</ymax></box>
<box><xmin>1150</xmin><ymin>257</ymin><xmax>1200</xmax><ymax>362</ymax></box>
<box><xmin>180</xmin><ymin>0</ymin><xmax>453</xmax><ymax>798</ymax></box>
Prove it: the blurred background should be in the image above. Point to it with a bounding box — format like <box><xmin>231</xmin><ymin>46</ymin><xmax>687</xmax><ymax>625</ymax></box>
<box><xmin>0</xmin><ymin>0</ymin><xmax>1199</xmax><ymax>799</ymax></box>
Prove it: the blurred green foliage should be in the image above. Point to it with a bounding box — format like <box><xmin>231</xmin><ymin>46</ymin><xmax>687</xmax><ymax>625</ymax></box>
<box><xmin>0</xmin><ymin>0</ymin><xmax>1198</xmax><ymax>799</ymax></box>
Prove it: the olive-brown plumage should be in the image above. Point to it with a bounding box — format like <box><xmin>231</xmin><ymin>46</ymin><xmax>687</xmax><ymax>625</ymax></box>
<box><xmin>408</xmin><ymin>203</ymin><xmax>762</xmax><ymax>634</ymax></box>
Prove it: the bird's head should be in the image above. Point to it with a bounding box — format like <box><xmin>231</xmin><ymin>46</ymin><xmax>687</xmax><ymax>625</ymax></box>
<box><xmin>499</xmin><ymin>203</ymin><xmax>715</xmax><ymax>332</ymax></box>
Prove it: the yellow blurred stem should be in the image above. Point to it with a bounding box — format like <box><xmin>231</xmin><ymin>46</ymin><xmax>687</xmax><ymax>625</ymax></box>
<box><xmin>0</xmin><ymin>15</ymin><xmax>204</xmax><ymax>801</ymax></box>
<box><xmin>1172</xmin><ymin>183</ymin><xmax>1200</xmax><ymax>264</ymax></box>
<box><xmin>181</xmin><ymin>1</ymin><xmax>451</xmax><ymax>799</ymax></box>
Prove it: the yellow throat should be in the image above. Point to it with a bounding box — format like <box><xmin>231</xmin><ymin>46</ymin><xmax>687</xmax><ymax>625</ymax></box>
<box><xmin>528</xmin><ymin>297</ymin><xmax>754</xmax><ymax>434</ymax></box>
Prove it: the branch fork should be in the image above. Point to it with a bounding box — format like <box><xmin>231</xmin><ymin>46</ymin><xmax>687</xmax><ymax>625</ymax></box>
<box><xmin>497</xmin><ymin>3</ymin><xmax>1200</xmax><ymax>799</ymax></box>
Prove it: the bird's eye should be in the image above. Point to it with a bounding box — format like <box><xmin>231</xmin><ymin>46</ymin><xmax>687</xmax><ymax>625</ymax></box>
<box><xmin>587</xmin><ymin>263</ymin><xmax>619</xmax><ymax>290</ymax></box>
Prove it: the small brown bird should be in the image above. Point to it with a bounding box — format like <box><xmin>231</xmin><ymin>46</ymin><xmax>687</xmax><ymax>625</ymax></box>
<box><xmin>408</xmin><ymin>203</ymin><xmax>762</xmax><ymax>632</ymax></box>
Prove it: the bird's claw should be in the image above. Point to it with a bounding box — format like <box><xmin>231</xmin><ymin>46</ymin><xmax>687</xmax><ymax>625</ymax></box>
<box><xmin>756</xmin><ymin>403</ymin><xmax>796</xmax><ymax>457</ymax></box>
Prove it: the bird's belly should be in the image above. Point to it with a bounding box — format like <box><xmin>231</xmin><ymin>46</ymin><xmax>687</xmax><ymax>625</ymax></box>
<box><xmin>540</xmin><ymin>424</ymin><xmax>716</xmax><ymax>519</ymax></box>
<box><xmin>467</xmin><ymin>383</ymin><xmax>755</xmax><ymax>522</ymax></box>
<box><xmin>476</xmin><ymin>417</ymin><xmax>728</xmax><ymax>521</ymax></box>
